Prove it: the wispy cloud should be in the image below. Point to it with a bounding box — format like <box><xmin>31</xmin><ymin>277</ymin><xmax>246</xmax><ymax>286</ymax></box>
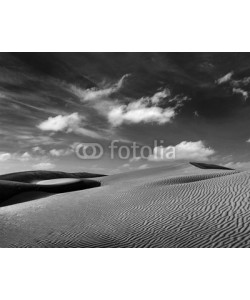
<box><xmin>216</xmin><ymin>72</ymin><xmax>249</xmax><ymax>101</ymax></box>
<box><xmin>223</xmin><ymin>161</ymin><xmax>250</xmax><ymax>170</ymax></box>
<box><xmin>231</xmin><ymin>77</ymin><xmax>250</xmax><ymax>87</ymax></box>
<box><xmin>71</xmin><ymin>74</ymin><xmax>130</xmax><ymax>101</ymax></box>
<box><xmin>138</xmin><ymin>164</ymin><xmax>149</xmax><ymax>170</ymax></box>
<box><xmin>233</xmin><ymin>88</ymin><xmax>248</xmax><ymax>101</ymax></box>
<box><xmin>32</xmin><ymin>146</ymin><xmax>46</xmax><ymax>155</ymax></box>
<box><xmin>216</xmin><ymin>72</ymin><xmax>234</xmax><ymax>84</ymax></box>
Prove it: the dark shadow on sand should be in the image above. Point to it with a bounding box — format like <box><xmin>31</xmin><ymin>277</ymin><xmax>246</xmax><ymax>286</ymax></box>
<box><xmin>0</xmin><ymin>171</ymin><xmax>103</xmax><ymax>207</ymax></box>
<box><xmin>190</xmin><ymin>162</ymin><xmax>234</xmax><ymax>170</ymax></box>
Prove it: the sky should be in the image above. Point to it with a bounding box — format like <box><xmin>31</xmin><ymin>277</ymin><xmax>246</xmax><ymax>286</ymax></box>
<box><xmin>1</xmin><ymin>53</ymin><xmax>250</xmax><ymax>175</ymax></box>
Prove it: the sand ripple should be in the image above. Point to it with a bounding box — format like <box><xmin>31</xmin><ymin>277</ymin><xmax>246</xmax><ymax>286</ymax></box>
<box><xmin>1</xmin><ymin>166</ymin><xmax>250</xmax><ymax>247</ymax></box>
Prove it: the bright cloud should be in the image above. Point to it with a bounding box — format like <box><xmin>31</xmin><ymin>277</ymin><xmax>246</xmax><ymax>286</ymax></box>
<box><xmin>109</xmin><ymin>105</ymin><xmax>176</xmax><ymax>126</ymax></box>
<box><xmin>175</xmin><ymin>141</ymin><xmax>215</xmax><ymax>160</ymax></box>
<box><xmin>0</xmin><ymin>152</ymin><xmax>11</xmax><ymax>161</ymax></box>
<box><xmin>108</xmin><ymin>89</ymin><xmax>182</xmax><ymax>126</ymax></box>
<box><xmin>232</xmin><ymin>88</ymin><xmax>248</xmax><ymax>101</ymax></box>
<box><xmin>216</xmin><ymin>72</ymin><xmax>234</xmax><ymax>84</ymax></box>
<box><xmin>38</xmin><ymin>113</ymin><xmax>81</xmax><ymax>132</ymax></box>
<box><xmin>151</xmin><ymin>89</ymin><xmax>170</xmax><ymax>104</ymax></box>
<box><xmin>38</xmin><ymin>113</ymin><xmax>104</xmax><ymax>139</ymax></box>
<box><xmin>149</xmin><ymin>141</ymin><xmax>215</xmax><ymax>161</ymax></box>
<box><xmin>49</xmin><ymin>148</ymin><xmax>73</xmax><ymax>157</ymax></box>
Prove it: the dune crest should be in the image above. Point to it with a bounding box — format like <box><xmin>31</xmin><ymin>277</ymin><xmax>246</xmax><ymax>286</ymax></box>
<box><xmin>190</xmin><ymin>162</ymin><xmax>234</xmax><ymax>170</ymax></box>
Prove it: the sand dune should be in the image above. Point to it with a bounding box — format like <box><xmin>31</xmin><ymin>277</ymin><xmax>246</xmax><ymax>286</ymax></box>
<box><xmin>0</xmin><ymin>170</ymin><xmax>106</xmax><ymax>183</ymax></box>
<box><xmin>0</xmin><ymin>171</ymin><xmax>104</xmax><ymax>206</ymax></box>
<box><xmin>1</xmin><ymin>162</ymin><xmax>250</xmax><ymax>247</ymax></box>
<box><xmin>190</xmin><ymin>162</ymin><xmax>234</xmax><ymax>170</ymax></box>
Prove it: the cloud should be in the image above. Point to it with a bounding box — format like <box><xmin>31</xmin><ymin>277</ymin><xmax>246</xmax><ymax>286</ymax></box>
<box><xmin>129</xmin><ymin>156</ymin><xmax>141</xmax><ymax>162</ymax></box>
<box><xmin>20</xmin><ymin>152</ymin><xmax>32</xmax><ymax>161</ymax></box>
<box><xmin>32</xmin><ymin>162</ymin><xmax>55</xmax><ymax>170</ymax></box>
<box><xmin>216</xmin><ymin>72</ymin><xmax>234</xmax><ymax>84</ymax></box>
<box><xmin>49</xmin><ymin>148</ymin><xmax>73</xmax><ymax>157</ymax></box>
<box><xmin>32</xmin><ymin>146</ymin><xmax>46</xmax><ymax>155</ymax></box>
<box><xmin>121</xmin><ymin>163</ymin><xmax>130</xmax><ymax>168</ymax></box>
<box><xmin>38</xmin><ymin>113</ymin><xmax>81</xmax><ymax>132</ymax></box>
<box><xmin>0</xmin><ymin>152</ymin><xmax>11</xmax><ymax>161</ymax></box>
<box><xmin>231</xmin><ymin>77</ymin><xmax>250</xmax><ymax>87</ymax></box>
<box><xmin>149</xmin><ymin>141</ymin><xmax>215</xmax><ymax>161</ymax></box>
<box><xmin>71</xmin><ymin>74</ymin><xmax>130</xmax><ymax>102</ymax></box>
<box><xmin>232</xmin><ymin>88</ymin><xmax>248</xmax><ymax>101</ymax></box>
<box><xmin>0</xmin><ymin>151</ymin><xmax>55</xmax><ymax>172</ymax></box>
<box><xmin>151</xmin><ymin>89</ymin><xmax>170</xmax><ymax>104</ymax></box>
<box><xmin>223</xmin><ymin>161</ymin><xmax>250</xmax><ymax>170</ymax></box>
<box><xmin>175</xmin><ymin>141</ymin><xmax>215</xmax><ymax>160</ymax></box>
<box><xmin>108</xmin><ymin>89</ymin><xmax>183</xmax><ymax>126</ymax></box>
<box><xmin>38</xmin><ymin>113</ymin><xmax>104</xmax><ymax>139</ymax></box>
<box><xmin>138</xmin><ymin>164</ymin><xmax>149</xmax><ymax>170</ymax></box>
<box><xmin>108</xmin><ymin>105</ymin><xmax>176</xmax><ymax>126</ymax></box>
<box><xmin>215</xmin><ymin>73</ymin><xmax>249</xmax><ymax>101</ymax></box>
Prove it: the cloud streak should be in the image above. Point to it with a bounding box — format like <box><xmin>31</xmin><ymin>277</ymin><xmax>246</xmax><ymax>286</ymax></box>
<box><xmin>71</xmin><ymin>74</ymin><xmax>130</xmax><ymax>102</ymax></box>
<box><xmin>216</xmin><ymin>72</ymin><xmax>234</xmax><ymax>84</ymax></box>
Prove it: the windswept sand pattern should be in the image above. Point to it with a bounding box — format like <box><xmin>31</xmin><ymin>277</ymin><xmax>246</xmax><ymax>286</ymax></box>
<box><xmin>1</xmin><ymin>167</ymin><xmax>250</xmax><ymax>247</ymax></box>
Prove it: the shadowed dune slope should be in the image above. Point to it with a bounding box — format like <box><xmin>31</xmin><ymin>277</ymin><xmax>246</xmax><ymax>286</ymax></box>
<box><xmin>190</xmin><ymin>162</ymin><xmax>234</xmax><ymax>170</ymax></box>
<box><xmin>0</xmin><ymin>170</ymin><xmax>105</xmax><ymax>205</ymax></box>
<box><xmin>0</xmin><ymin>178</ymin><xmax>101</xmax><ymax>206</ymax></box>
<box><xmin>1</xmin><ymin>163</ymin><xmax>250</xmax><ymax>248</ymax></box>
<box><xmin>0</xmin><ymin>170</ymin><xmax>106</xmax><ymax>183</ymax></box>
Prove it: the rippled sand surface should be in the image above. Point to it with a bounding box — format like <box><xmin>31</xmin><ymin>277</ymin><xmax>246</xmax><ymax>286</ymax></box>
<box><xmin>1</xmin><ymin>164</ymin><xmax>250</xmax><ymax>247</ymax></box>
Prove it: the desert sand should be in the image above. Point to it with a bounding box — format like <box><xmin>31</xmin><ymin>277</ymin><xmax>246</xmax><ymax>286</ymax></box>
<box><xmin>0</xmin><ymin>171</ymin><xmax>103</xmax><ymax>205</ymax></box>
<box><xmin>1</xmin><ymin>162</ymin><xmax>250</xmax><ymax>247</ymax></box>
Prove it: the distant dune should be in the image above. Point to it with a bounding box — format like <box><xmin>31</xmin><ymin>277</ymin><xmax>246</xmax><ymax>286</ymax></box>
<box><xmin>0</xmin><ymin>170</ymin><xmax>105</xmax><ymax>206</ymax></box>
<box><xmin>0</xmin><ymin>170</ymin><xmax>106</xmax><ymax>183</ymax></box>
<box><xmin>190</xmin><ymin>162</ymin><xmax>234</xmax><ymax>170</ymax></box>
